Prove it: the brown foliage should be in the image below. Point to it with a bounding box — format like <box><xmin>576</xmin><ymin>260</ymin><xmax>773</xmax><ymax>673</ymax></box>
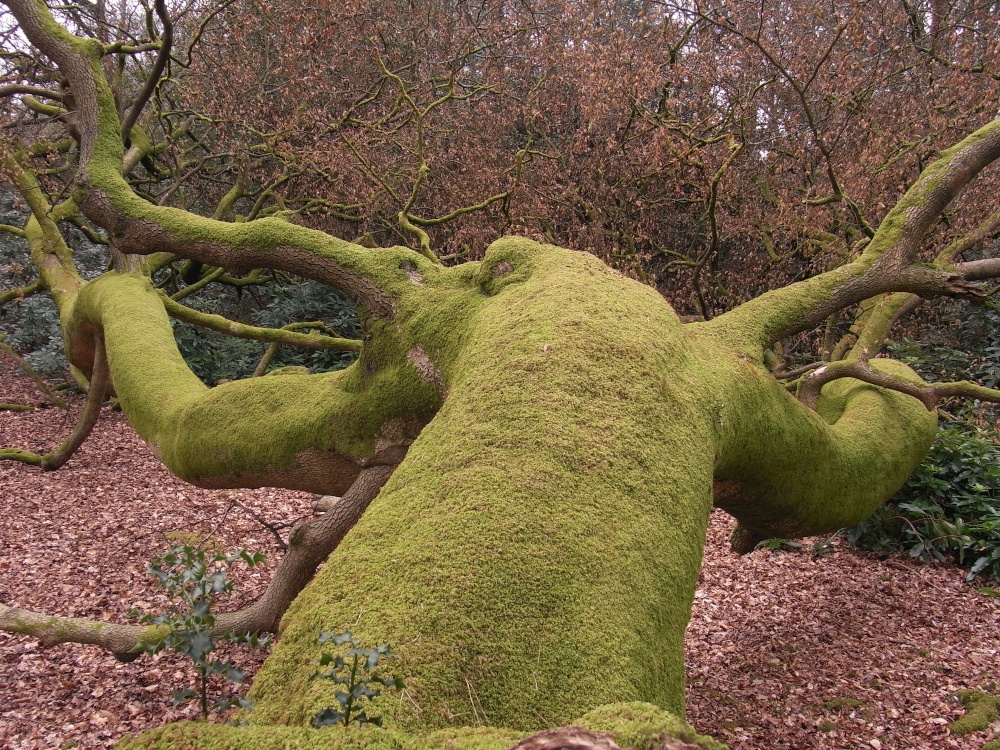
<box><xmin>161</xmin><ymin>0</ymin><xmax>1000</xmax><ymax>318</ymax></box>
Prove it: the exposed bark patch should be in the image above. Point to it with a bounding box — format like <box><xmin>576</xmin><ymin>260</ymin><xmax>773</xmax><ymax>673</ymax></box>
<box><xmin>400</xmin><ymin>260</ymin><xmax>424</xmax><ymax>285</ymax></box>
<box><xmin>406</xmin><ymin>344</ymin><xmax>446</xmax><ymax>396</ymax></box>
<box><xmin>510</xmin><ymin>727</ymin><xmax>623</xmax><ymax>750</ymax></box>
<box><xmin>510</xmin><ymin>727</ymin><xmax>702</xmax><ymax>750</ymax></box>
<box><xmin>199</xmin><ymin>447</ymin><xmax>362</xmax><ymax>496</ymax></box>
<box><xmin>492</xmin><ymin>260</ymin><xmax>515</xmax><ymax>278</ymax></box>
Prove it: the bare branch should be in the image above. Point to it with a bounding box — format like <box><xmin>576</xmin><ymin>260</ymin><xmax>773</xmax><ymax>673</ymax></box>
<box><xmin>0</xmin><ymin>83</ymin><xmax>65</xmax><ymax>101</ymax></box>
<box><xmin>797</xmin><ymin>355</ymin><xmax>1000</xmax><ymax>411</ymax></box>
<box><xmin>120</xmin><ymin>0</ymin><xmax>172</xmax><ymax>142</ymax></box>
<box><xmin>0</xmin><ymin>340</ymin><xmax>67</xmax><ymax>409</ymax></box>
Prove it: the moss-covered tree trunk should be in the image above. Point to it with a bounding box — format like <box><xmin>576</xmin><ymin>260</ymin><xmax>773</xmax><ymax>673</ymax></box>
<box><xmin>6</xmin><ymin>1</ymin><xmax>1000</xmax><ymax>747</ymax></box>
<box><xmin>77</xmin><ymin>240</ymin><xmax>932</xmax><ymax>750</ymax></box>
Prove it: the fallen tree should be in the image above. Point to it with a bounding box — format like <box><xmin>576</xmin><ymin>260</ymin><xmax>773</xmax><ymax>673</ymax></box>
<box><xmin>1</xmin><ymin>1</ymin><xmax>1000</xmax><ymax>748</ymax></box>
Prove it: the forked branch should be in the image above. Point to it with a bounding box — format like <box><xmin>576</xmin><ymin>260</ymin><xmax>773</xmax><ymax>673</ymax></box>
<box><xmin>796</xmin><ymin>354</ymin><xmax>1000</xmax><ymax>411</ymax></box>
<box><xmin>705</xmin><ymin>117</ymin><xmax>1000</xmax><ymax>349</ymax></box>
<box><xmin>5</xmin><ymin>0</ymin><xmax>432</xmax><ymax>318</ymax></box>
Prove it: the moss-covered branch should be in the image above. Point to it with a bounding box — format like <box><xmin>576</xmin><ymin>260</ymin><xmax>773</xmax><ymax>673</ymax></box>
<box><xmin>0</xmin><ymin>223</ymin><xmax>26</xmax><ymax>238</ymax></box>
<box><xmin>703</xmin><ymin>117</ymin><xmax>1000</xmax><ymax>350</ymax></box>
<box><xmin>160</xmin><ymin>293</ymin><xmax>361</xmax><ymax>352</ymax></box>
<box><xmin>409</xmin><ymin>190</ymin><xmax>510</xmax><ymax>227</ymax></box>
<box><xmin>65</xmin><ymin>273</ymin><xmax>437</xmax><ymax>493</ymax></box>
<box><xmin>714</xmin><ymin>356</ymin><xmax>937</xmax><ymax>547</ymax></box>
<box><xmin>6</xmin><ymin>0</ymin><xmax>436</xmax><ymax>318</ymax></box>
<box><xmin>0</xmin><ymin>277</ymin><xmax>44</xmax><ymax>307</ymax></box>
<box><xmin>398</xmin><ymin>210</ymin><xmax>438</xmax><ymax>263</ymax></box>
<box><xmin>1</xmin><ymin>152</ymin><xmax>86</xmax><ymax>325</ymax></box>
<box><xmin>831</xmin><ymin>207</ymin><xmax>1000</xmax><ymax>362</ymax></box>
<box><xmin>0</xmin><ymin>601</ymin><xmax>167</xmax><ymax>655</ymax></box>
<box><xmin>169</xmin><ymin>264</ymin><xmax>225</xmax><ymax>300</ymax></box>
<box><xmin>797</xmin><ymin>356</ymin><xmax>1000</xmax><ymax>411</ymax></box>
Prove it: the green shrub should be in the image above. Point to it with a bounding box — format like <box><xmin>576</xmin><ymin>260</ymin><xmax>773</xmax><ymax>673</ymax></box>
<box><xmin>847</xmin><ymin>425</ymin><xmax>1000</xmax><ymax>582</ymax></box>
<box><xmin>310</xmin><ymin>631</ymin><xmax>405</xmax><ymax>728</ymax></box>
<box><xmin>134</xmin><ymin>545</ymin><xmax>269</xmax><ymax>720</ymax></box>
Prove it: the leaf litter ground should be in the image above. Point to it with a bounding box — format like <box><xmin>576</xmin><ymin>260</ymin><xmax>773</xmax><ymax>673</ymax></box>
<box><xmin>0</xmin><ymin>363</ymin><xmax>997</xmax><ymax>749</ymax></box>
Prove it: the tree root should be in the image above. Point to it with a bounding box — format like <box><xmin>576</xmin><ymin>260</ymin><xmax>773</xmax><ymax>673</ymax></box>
<box><xmin>0</xmin><ymin>464</ymin><xmax>395</xmax><ymax>659</ymax></box>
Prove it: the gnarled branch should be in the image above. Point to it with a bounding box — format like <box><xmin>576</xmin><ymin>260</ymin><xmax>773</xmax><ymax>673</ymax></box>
<box><xmin>0</xmin><ymin>464</ymin><xmax>394</xmax><ymax>658</ymax></box>
<box><xmin>5</xmin><ymin>0</ymin><xmax>433</xmax><ymax>318</ymax></box>
<box><xmin>797</xmin><ymin>356</ymin><xmax>1000</xmax><ymax>411</ymax></box>
<box><xmin>704</xmin><ymin>117</ymin><xmax>1000</xmax><ymax>350</ymax></box>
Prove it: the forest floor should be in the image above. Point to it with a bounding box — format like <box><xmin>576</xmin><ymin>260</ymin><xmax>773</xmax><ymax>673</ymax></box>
<box><xmin>0</xmin><ymin>361</ymin><xmax>998</xmax><ymax>750</ymax></box>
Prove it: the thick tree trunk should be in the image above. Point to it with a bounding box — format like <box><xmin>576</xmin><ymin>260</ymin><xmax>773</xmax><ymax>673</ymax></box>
<box><xmin>247</xmin><ymin>243</ymin><xmax>719</xmax><ymax>731</ymax></box>
<box><xmin>103</xmin><ymin>241</ymin><xmax>934</xmax><ymax>750</ymax></box>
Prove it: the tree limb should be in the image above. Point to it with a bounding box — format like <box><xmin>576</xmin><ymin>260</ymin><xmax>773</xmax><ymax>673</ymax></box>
<box><xmin>0</xmin><ymin>83</ymin><xmax>65</xmax><ymax>101</ymax></box>
<box><xmin>0</xmin><ymin>277</ymin><xmax>44</xmax><ymax>307</ymax></box>
<box><xmin>160</xmin><ymin>293</ymin><xmax>362</xmax><ymax>352</ymax></box>
<box><xmin>796</xmin><ymin>355</ymin><xmax>1000</xmax><ymax>411</ymax></box>
<box><xmin>0</xmin><ymin>464</ymin><xmax>394</xmax><ymax>657</ymax></box>
<box><xmin>5</xmin><ymin>0</ymin><xmax>430</xmax><ymax>318</ymax></box>
<box><xmin>703</xmin><ymin>117</ymin><xmax>1000</xmax><ymax>349</ymax></box>
<box><xmin>0</xmin><ymin>335</ymin><xmax>108</xmax><ymax>467</ymax></box>
<box><xmin>119</xmin><ymin>0</ymin><xmax>172</xmax><ymax>142</ymax></box>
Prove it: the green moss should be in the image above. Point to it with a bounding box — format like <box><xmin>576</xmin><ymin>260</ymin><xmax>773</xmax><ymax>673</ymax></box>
<box><xmin>117</xmin><ymin>703</ymin><xmax>722</xmax><ymax>750</ymax></box>
<box><xmin>70</xmin><ymin>273</ymin><xmax>441</xmax><ymax>493</ymax></box>
<box><xmin>247</xmin><ymin>242</ymin><xmax>718</xmax><ymax>731</ymax></box>
<box><xmin>578</xmin><ymin>703</ymin><xmax>726</xmax><ymax>750</ymax></box>
<box><xmin>712</xmin><ymin>357</ymin><xmax>936</xmax><ymax>537</ymax></box>
<box><xmin>116</xmin><ymin>723</ymin><xmax>426</xmax><ymax>750</ymax></box>
<box><xmin>62</xmin><ymin>240</ymin><xmax>944</xmax><ymax>750</ymax></box>
<box><xmin>23</xmin><ymin>5</ymin><xmax>966</xmax><ymax>745</ymax></box>
<box><xmin>422</xmin><ymin>727</ymin><xmax>524</xmax><ymax>750</ymax></box>
<box><xmin>68</xmin><ymin>241</ymin><xmax>941</xmax><ymax>750</ymax></box>
<box><xmin>950</xmin><ymin>691</ymin><xmax>1000</xmax><ymax>736</ymax></box>
<box><xmin>265</xmin><ymin>366</ymin><xmax>311</xmax><ymax>376</ymax></box>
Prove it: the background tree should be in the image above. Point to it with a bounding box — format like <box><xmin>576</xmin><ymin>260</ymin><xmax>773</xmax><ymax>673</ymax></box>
<box><xmin>0</xmin><ymin>1</ymin><xmax>999</xmax><ymax>748</ymax></box>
